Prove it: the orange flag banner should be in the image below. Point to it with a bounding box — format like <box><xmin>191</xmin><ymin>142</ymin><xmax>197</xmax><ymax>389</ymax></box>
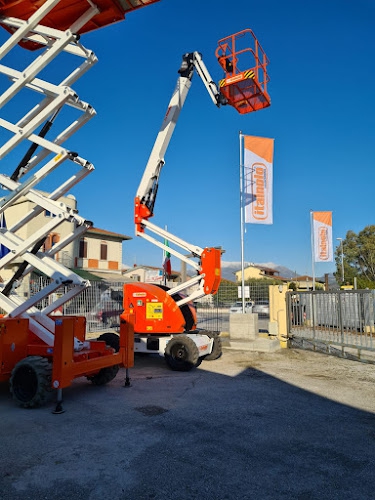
<box><xmin>312</xmin><ymin>211</ymin><xmax>333</xmax><ymax>262</ymax></box>
<box><xmin>243</xmin><ymin>135</ymin><xmax>274</xmax><ymax>224</ymax></box>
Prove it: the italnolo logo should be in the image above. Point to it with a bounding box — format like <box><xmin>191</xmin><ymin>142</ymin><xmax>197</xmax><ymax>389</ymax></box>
<box><xmin>251</xmin><ymin>163</ymin><xmax>268</xmax><ymax>220</ymax></box>
<box><xmin>318</xmin><ymin>226</ymin><xmax>329</xmax><ymax>261</ymax></box>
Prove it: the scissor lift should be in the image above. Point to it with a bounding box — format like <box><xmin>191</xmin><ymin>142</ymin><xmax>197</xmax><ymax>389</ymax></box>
<box><xmin>0</xmin><ymin>0</ymin><xmax>99</xmax><ymax>341</ymax></box>
<box><xmin>0</xmin><ymin>0</ymin><xmax>158</xmax><ymax>408</ymax></box>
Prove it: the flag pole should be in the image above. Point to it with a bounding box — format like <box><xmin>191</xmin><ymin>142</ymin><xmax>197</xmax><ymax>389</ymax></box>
<box><xmin>163</xmin><ymin>224</ymin><xmax>167</xmax><ymax>286</ymax></box>
<box><xmin>310</xmin><ymin>210</ymin><xmax>316</xmax><ymax>290</ymax></box>
<box><xmin>239</xmin><ymin>131</ymin><xmax>245</xmax><ymax>312</ymax></box>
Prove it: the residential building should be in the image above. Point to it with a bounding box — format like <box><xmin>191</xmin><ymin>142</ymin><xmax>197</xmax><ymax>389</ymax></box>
<box><xmin>290</xmin><ymin>275</ymin><xmax>324</xmax><ymax>291</ymax></box>
<box><xmin>76</xmin><ymin>227</ymin><xmax>131</xmax><ymax>281</ymax></box>
<box><xmin>1</xmin><ymin>192</ymin><xmax>131</xmax><ymax>284</ymax></box>
<box><xmin>234</xmin><ymin>263</ymin><xmax>283</xmax><ymax>282</ymax></box>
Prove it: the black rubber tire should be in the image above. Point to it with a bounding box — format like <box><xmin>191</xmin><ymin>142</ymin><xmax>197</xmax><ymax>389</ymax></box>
<box><xmin>195</xmin><ymin>357</ymin><xmax>203</xmax><ymax>368</ymax></box>
<box><xmin>10</xmin><ymin>356</ymin><xmax>52</xmax><ymax>408</ymax></box>
<box><xmin>203</xmin><ymin>332</ymin><xmax>223</xmax><ymax>361</ymax></box>
<box><xmin>164</xmin><ymin>335</ymin><xmax>199</xmax><ymax>372</ymax></box>
<box><xmin>87</xmin><ymin>333</ymin><xmax>120</xmax><ymax>385</ymax></box>
<box><xmin>97</xmin><ymin>332</ymin><xmax>120</xmax><ymax>352</ymax></box>
<box><xmin>87</xmin><ymin>365</ymin><xmax>119</xmax><ymax>386</ymax></box>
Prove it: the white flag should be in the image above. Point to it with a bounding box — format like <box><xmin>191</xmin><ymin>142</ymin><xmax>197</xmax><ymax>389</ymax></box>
<box><xmin>243</xmin><ymin>135</ymin><xmax>274</xmax><ymax>224</ymax></box>
<box><xmin>312</xmin><ymin>211</ymin><xmax>333</xmax><ymax>262</ymax></box>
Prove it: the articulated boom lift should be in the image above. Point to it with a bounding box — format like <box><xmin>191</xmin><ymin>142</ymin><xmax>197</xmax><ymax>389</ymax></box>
<box><xmin>124</xmin><ymin>30</ymin><xmax>271</xmax><ymax>371</ymax></box>
<box><xmin>0</xmin><ymin>0</ymin><xmax>159</xmax><ymax>408</ymax></box>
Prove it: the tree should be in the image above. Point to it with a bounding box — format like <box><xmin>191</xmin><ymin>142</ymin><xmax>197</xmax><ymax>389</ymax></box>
<box><xmin>335</xmin><ymin>225</ymin><xmax>375</xmax><ymax>288</ymax></box>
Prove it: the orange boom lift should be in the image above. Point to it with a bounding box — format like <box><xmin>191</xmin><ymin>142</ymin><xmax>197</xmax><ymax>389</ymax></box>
<box><xmin>123</xmin><ymin>29</ymin><xmax>271</xmax><ymax>371</ymax></box>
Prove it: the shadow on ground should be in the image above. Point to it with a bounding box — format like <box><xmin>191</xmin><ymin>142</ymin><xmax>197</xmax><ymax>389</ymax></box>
<box><xmin>1</xmin><ymin>349</ymin><xmax>375</xmax><ymax>500</ymax></box>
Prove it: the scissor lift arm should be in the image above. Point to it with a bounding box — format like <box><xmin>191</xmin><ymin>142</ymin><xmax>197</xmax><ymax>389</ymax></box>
<box><xmin>0</xmin><ymin>0</ymin><xmax>160</xmax><ymax>407</ymax></box>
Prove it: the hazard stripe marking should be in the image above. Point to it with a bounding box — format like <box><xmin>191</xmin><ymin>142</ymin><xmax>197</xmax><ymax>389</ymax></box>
<box><xmin>244</xmin><ymin>70</ymin><xmax>255</xmax><ymax>79</ymax></box>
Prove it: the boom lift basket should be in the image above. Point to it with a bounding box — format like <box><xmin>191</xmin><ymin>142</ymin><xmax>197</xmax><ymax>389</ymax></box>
<box><xmin>216</xmin><ymin>29</ymin><xmax>271</xmax><ymax>114</ymax></box>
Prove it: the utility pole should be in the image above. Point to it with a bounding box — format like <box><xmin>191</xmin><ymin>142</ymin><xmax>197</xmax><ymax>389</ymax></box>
<box><xmin>336</xmin><ymin>237</ymin><xmax>344</xmax><ymax>283</ymax></box>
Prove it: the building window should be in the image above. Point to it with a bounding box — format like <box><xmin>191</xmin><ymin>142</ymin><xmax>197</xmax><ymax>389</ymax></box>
<box><xmin>43</xmin><ymin>233</ymin><xmax>60</xmax><ymax>259</ymax></box>
<box><xmin>45</xmin><ymin>210</ymin><xmax>56</xmax><ymax>218</ymax></box>
<box><xmin>79</xmin><ymin>238</ymin><xmax>87</xmax><ymax>258</ymax></box>
<box><xmin>43</xmin><ymin>233</ymin><xmax>59</xmax><ymax>251</ymax></box>
<box><xmin>100</xmin><ymin>242</ymin><xmax>107</xmax><ymax>261</ymax></box>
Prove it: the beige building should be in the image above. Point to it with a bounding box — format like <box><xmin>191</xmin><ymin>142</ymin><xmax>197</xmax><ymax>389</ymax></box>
<box><xmin>1</xmin><ymin>192</ymin><xmax>131</xmax><ymax>283</ymax></box>
<box><xmin>234</xmin><ymin>266</ymin><xmax>325</xmax><ymax>290</ymax></box>
<box><xmin>76</xmin><ymin>227</ymin><xmax>131</xmax><ymax>280</ymax></box>
<box><xmin>291</xmin><ymin>275</ymin><xmax>324</xmax><ymax>290</ymax></box>
<box><xmin>234</xmin><ymin>264</ymin><xmax>282</xmax><ymax>282</ymax></box>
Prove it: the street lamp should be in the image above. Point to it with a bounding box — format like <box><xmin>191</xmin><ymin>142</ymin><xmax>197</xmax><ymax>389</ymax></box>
<box><xmin>337</xmin><ymin>237</ymin><xmax>344</xmax><ymax>283</ymax></box>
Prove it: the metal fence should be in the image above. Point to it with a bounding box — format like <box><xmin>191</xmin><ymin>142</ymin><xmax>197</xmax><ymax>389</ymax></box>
<box><xmin>197</xmin><ymin>280</ymin><xmax>270</xmax><ymax>333</ymax></box>
<box><xmin>21</xmin><ymin>277</ymin><xmax>270</xmax><ymax>334</ymax></box>
<box><xmin>287</xmin><ymin>290</ymin><xmax>375</xmax><ymax>363</ymax></box>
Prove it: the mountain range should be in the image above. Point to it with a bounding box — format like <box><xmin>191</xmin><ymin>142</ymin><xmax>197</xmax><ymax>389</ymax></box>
<box><xmin>220</xmin><ymin>261</ymin><xmax>336</xmax><ymax>284</ymax></box>
<box><xmin>220</xmin><ymin>261</ymin><xmax>296</xmax><ymax>281</ymax></box>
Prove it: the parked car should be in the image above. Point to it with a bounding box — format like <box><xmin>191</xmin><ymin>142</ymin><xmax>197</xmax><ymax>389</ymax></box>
<box><xmin>229</xmin><ymin>301</ymin><xmax>254</xmax><ymax>314</ymax></box>
<box><xmin>252</xmin><ymin>300</ymin><xmax>270</xmax><ymax>317</ymax></box>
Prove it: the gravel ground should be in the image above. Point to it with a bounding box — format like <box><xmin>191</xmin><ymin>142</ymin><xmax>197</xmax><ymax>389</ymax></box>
<box><xmin>1</xmin><ymin>346</ymin><xmax>375</xmax><ymax>500</ymax></box>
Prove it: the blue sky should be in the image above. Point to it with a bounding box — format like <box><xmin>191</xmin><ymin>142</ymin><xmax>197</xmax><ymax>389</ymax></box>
<box><xmin>2</xmin><ymin>0</ymin><xmax>374</xmax><ymax>279</ymax></box>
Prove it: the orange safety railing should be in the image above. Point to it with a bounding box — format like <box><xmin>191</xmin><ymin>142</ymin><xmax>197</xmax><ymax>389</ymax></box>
<box><xmin>216</xmin><ymin>29</ymin><xmax>271</xmax><ymax>114</ymax></box>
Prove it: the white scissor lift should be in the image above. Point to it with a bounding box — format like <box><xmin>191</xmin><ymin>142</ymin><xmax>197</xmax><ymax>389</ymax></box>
<box><xmin>0</xmin><ymin>0</ymin><xmax>134</xmax><ymax>409</ymax></box>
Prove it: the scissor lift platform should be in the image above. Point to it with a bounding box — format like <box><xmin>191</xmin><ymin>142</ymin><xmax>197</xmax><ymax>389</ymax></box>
<box><xmin>0</xmin><ymin>0</ymin><xmax>160</xmax><ymax>50</ymax></box>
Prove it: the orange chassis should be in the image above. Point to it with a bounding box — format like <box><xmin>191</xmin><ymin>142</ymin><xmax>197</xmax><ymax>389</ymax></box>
<box><xmin>0</xmin><ymin>314</ymin><xmax>134</xmax><ymax>407</ymax></box>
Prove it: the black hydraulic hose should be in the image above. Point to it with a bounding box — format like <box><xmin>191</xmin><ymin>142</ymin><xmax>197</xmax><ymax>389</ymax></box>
<box><xmin>3</xmin><ymin>109</ymin><xmax>62</xmax><ymax>296</ymax></box>
<box><xmin>1</xmin><ymin>237</ymin><xmax>46</xmax><ymax>297</ymax></box>
<box><xmin>11</xmin><ymin>108</ymin><xmax>61</xmax><ymax>181</ymax></box>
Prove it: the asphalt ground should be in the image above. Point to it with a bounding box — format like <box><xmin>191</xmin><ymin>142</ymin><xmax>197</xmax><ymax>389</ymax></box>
<box><xmin>1</xmin><ymin>346</ymin><xmax>375</xmax><ymax>500</ymax></box>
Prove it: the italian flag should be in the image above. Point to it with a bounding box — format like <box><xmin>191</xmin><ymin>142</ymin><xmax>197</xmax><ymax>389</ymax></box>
<box><xmin>163</xmin><ymin>239</ymin><xmax>171</xmax><ymax>276</ymax></box>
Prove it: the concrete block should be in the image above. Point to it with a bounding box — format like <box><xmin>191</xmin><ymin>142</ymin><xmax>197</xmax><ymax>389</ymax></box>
<box><xmin>229</xmin><ymin>313</ymin><xmax>259</xmax><ymax>341</ymax></box>
<box><xmin>227</xmin><ymin>337</ymin><xmax>281</xmax><ymax>353</ymax></box>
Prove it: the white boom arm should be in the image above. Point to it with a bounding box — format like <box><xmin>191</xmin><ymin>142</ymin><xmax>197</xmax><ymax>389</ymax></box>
<box><xmin>136</xmin><ymin>52</ymin><xmax>225</xmax><ymax>208</ymax></box>
<box><xmin>135</xmin><ymin>52</ymin><xmax>225</xmax><ymax>303</ymax></box>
